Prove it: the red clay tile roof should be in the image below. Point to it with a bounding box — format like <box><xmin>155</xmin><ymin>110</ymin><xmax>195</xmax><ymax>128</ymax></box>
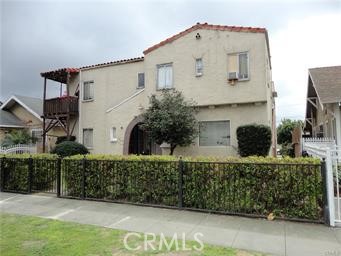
<box><xmin>40</xmin><ymin>68</ymin><xmax>80</xmax><ymax>83</ymax></box>
<box><xmin>143</xmin><ymin>22</ymin><xmax>267</xmax><ymax>55</ymax></box>
<box><xmin>80</xmin><ymin>57</ymin><xmax>144</xmax><ymax>70</ymax></box>
<box><xmin>41</xmin><ymin>23</ymin><xmax>270</xmax><ymax>79</ymax></box>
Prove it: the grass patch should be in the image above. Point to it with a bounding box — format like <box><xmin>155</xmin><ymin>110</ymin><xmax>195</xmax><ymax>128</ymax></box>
<box><xmin>0</xmin><ymin>213</ymin><xmax>265</xmax><ymax>256</ymax></box>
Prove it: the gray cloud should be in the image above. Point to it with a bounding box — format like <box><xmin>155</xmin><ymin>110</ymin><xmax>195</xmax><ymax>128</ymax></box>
<box><xmin>1</xmin><ymin>0</ymin><xmax>339</xmax><ymax>122</ymax></box>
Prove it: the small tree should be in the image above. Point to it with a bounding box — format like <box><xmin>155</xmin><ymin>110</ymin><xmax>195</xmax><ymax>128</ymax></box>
<box><xmin>236</xmin><ymin>124</ymin><xmax>272</xmax><ymax>157</ymax></box>
<box><xmin>1</xmin><ymin>129</ymin><xmax>33</xmax><ymax>147</ymax></box>
<box><xmin>277</xmin><ymin>119</ymin><xmax>303</xmax><ymax>157</ymax></box>
<box><xmin>142</xmin><ymin>90</ymin><xmax>198</xmax><ymax>155</ymax></box>
<box><xmin>277</xmin><ymin>119</ymin><xmax>303</xmax><ymax>145</ymax></box>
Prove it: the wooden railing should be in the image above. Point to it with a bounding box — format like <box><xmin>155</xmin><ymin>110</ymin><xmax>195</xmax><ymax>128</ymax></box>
<box><xmin>44</xmin><ymin>96</ymin><xmax>78</xmax><ymax>116</ymax></box>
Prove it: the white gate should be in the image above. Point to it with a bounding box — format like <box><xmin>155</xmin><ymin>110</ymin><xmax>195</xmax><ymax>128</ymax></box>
<box><xmin>0</xmin><ymin>144</ymin><xmax>37</xmax><ymax>154</ymax></box>
<box><xmin>303</xmin><ymin>138</ymin><xmax>341</xmax><ymax>226</ymax></box>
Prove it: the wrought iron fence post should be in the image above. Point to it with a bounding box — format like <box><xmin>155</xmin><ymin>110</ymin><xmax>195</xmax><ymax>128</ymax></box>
<box><xmin>81</xmin><ymin>156</ymin><xmax>86</xmax><ymax>199</ymax></box>
<box><xmin>28</xmin><ymin>156</ymin><xmax>33</xmax><ymax>194</ymax></box>
<box><xmin>321</xmin><ymin>159</ymin><xmax>330</xmax><ymax>225</ymax></box>
<box><xmin>0</xmin><ymin>156</ymin><xmax>5</xmax><ymax>192</ymax></box>
<box><xmin>56</xmin><ymin>157</ymin><xmax>61</xmax><ymax>197</ymax></box>
<box><xmin>178</xmin><ymin>157</ymin><xmax>184</xmax><ymax>208</ymax></box>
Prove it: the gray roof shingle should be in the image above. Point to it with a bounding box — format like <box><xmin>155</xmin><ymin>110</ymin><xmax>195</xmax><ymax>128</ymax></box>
<box><xmin>0</xmin><ymin>109</ymin><xmax>26</xmax><ymax>127</ymax></box>
<box><xmin>309</xmin><ymin>66</ymin><xmax>341</xmax><ymax>104</ymax></box>
<box><xmin>13</xmin><ymin>95</ymin><xmax>43</xmax><ymax>116</ymax></box>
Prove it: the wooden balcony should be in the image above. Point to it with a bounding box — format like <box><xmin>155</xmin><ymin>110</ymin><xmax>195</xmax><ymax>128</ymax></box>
<box><xmin>44</xmin><ymin>96</ymin><xmax>78</xmax><ymax>118</ymax></box>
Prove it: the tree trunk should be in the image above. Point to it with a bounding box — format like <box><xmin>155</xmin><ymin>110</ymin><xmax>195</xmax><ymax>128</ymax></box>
<box><xmin>169</xmin><ymin>144</ymin><xmax>176</xmax><ymax>155</ymax></box>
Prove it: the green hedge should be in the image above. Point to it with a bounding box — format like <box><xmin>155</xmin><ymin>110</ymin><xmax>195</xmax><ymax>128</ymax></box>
<box><xmin>236</xmin><ymin>124</ymin><xmax>272</xmax><ymax>157</ymax></box>
<box><xmin>0</xmin><ymin>154</ymin><xmax>58</xmax><ymax>193</ymax></box>
<box><xmin>0</xmin><ymin>154</ymin><xmax>322</xmax><ymax>221</ymax></box>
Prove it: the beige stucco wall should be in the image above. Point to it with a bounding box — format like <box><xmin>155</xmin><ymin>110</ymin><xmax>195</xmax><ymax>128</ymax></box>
<box><xmin>79</xmin><ymin>61</ymin><xmax>145</xmax><ymax>152</ymax></box>
<box><xmin>170</xmin><ymin>103</ymin><xmax>269</xmax><ymax>156</ymax></box>
<box><xmin>144</xmin><ymin>29</ymin><xmax>270</xmax><ymax>105</ymax></box>
<box><xmin>75</xmin><ymin>28</ymin><xmax>274</xmax><ymax>156</ymax></box>
<box><xmin>10</xmin><ymin>104</ymin><xmax>41</xmax><ymax>128</ymax></box>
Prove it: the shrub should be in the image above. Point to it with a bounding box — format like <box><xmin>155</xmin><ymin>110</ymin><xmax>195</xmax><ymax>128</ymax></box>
<box><xmin>0</xmin><ymin>154</ymin><xmax>58</xmax><ymax>192</ymax></box>
<box><xmin>51</xmin><ymin>141</ymin><xmax>89</xmax><ymax>157</ymax></box>
<box><xmin>236</xmin><ymin>124</ymin><xmax>272</xmax><ymax>157</ymax></box>
<box><xmin>1</xmin><ymin>129</ymin><xmax>33</xmax><ymax>147</ymax></box>
<box><xmin>0</xmin><ymin>154</ymin><xmax>322</xmax><ymax>220</ymax></box>
<box><xmin>56</xmin><ymin>136</ymin><xmax>76</xmax><ymax>145</ymax></box>
<box><xmin>280</xmin><ymin>143</ymin><xmax>295</xmax><ymax>157</ymax></box>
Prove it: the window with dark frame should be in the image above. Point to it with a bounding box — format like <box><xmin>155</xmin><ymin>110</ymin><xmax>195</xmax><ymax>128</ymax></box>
<box><xmin>83</xmin><ymin>128</ymin><xmax>93</xmax><ymax>148</ymax></box>
<box><xmin>138</xmin><ymin>73</ymin><xmax>145</xmax><ymax>88</ymax></box>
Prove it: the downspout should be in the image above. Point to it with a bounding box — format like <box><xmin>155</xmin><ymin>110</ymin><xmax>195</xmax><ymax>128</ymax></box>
<box><xmin>78</xmin><ymin>70</ymin><xmax>82</xmax><ymax>143</ymax></box>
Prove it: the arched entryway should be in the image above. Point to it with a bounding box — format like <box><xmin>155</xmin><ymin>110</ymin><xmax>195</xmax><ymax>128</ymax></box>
<box><xmin>128</xmin><ymin>123</ymin><xmax>152</xmax><ymax>155</ymax></box>
<box><xmin>123</xmin><ymin>116</ymin><xmax>161</xmax><ymax>155</ymax></box>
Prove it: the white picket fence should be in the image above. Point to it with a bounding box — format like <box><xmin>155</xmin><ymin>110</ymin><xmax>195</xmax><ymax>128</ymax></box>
<box><xmin>302</xmin><ymin>137</ymin><xmax>341</xmax><ymax>226</ymax></box>
<box><xmin>303</xmin><ymin>137</ymin><xmax>337</xmax><ymax>157</ymax></box>
<box><xmin>0</xmin><ymin>144</ymin><xmax>37</xmax><ymax>154</ymax></box>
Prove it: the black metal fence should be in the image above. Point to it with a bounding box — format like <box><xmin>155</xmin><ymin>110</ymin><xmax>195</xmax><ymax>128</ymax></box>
<box><xmin>0</xmin><ymin>157</ymin><xmax>58</xmax><ymax>194</ymax></box>
<box><xmin>0</xmin><ymin>156</ymin><xmax>324</xmax><ymax>222</ymax></box>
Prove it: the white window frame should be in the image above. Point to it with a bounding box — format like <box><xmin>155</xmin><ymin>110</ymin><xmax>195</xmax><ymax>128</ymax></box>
<box><xmin>82</xmin><ymin>81</ymin><xmax>94</xmax><ymax>101</ymax></box>
<box><xmin>83</xmin><ymin>128</ymin><xmax>93</xmax><ymax>148</ymax></box>
<box><xmin>31</xmin><ymin>128</ymin><xmax>43</xmax><ymax>143</ymax></box>
<box><xmin>110</xmin><ymin>127</ymin><xmax>117</xmax><ymax>142</ymax></box>
<box><xmin>228</xmin><ymin>52</ymin><xmax>250</xmax><ymax>81</ymax></box>
<box><xmin>198</xmin><ymin>120</ymin><xmax>231</xmax><ymax>147</ymax></box>
<box><xmin>195</xmin><ymin>58</ymin><xmax>203</xmax><ymax>77</ymax></box>
<box><xmin>157</xmin><ymin>63</ymin><xmax>173</xmax><ymax>90</ymax></box>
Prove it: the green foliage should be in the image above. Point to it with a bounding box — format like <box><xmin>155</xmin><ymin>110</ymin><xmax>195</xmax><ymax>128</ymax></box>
<box><xmin>277</xmin><ymin>118</ymin><xmax>303</xmax><ymax>145</ymax></box>
<box><xmin>51</xmin><ymin>141</ymin><xmax>89</xmax><ymax>157</ymax></box>
<box><xmin>236</xmin><ymin>124</ymin><xmax>272</xmax><ymax>157</ymax></box>
<box><xmin>1</xmin><ymin>154</ymin><xmax>322</xmax><ymax>220</ymax></box>
<box><xmin>1</xmin><ymin>212</ymin><xmax>244</xmax><ymax>256</ymax></box>
<box><xmin>142</xmin><ymin>90</ymin><xmax>198</xmax><ymax>155</ymax></box>
<box><xmin>0</xmin><ymin>154</ymin><xmax>58</xmax><ymax>192</ymax></box>
<box><xmin>1</xmin><ymin>130</ymin><xmax>33</xmax><ymax>147</ymax></box>
<box><xmin>280</xmin><ymin>143</ymin><xmax>295</xmax><ymax>157</ymax></box>
<box><xmin>61</xmin><ymin>155</ymin><xmax>321</xmax><ymax>220</ymax></box>
<box><xmin>56</xmin><ymin>136</ymin><xmax>76</xmax><ymax>145</ymax></box>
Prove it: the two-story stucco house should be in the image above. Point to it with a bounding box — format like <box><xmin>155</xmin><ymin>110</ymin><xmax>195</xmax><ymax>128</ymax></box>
<box><xmin>304</xmin><ymin>66</ymin><xmax>341</xmax><ymax>145</ymax></box>
<box><xmin>41</xmin><ymin>23</ymin><xmax>277</xmax><ymax>156</ymax></box>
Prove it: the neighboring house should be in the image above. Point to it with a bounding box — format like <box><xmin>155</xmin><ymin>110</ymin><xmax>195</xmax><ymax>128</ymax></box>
<box><xmin>304</xmin><ymin>66</ymin><xmax>341</xmax><ymax>145</ymax></box>
<box><xmin>0</xmin><ymin>95</ymin><xmax>63</xmax><ymax>150</ymax></box>
<box><xmin>41</xmin><ymin>23</ymin><xmax>277</xmax><ymax>156</ymax></box>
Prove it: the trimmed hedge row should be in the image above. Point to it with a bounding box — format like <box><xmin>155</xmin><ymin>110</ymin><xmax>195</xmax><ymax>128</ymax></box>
<box><xmin>0</xmin><ymin>154</ymin><xmax>58</xmax><ymax>193</ymax></box>
<box><xmin>0</xmin><ymin>154</ymin><xmax>323</xmax><ymax>220</ymax></box>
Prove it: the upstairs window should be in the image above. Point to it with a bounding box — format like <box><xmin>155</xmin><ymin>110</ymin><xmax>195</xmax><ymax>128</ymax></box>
<box><xmin>157</xmin><ymin>63</ymin><xmax>173</xmax><ymax>89</ymax></box>
<box><xmin>138</xmin><ymin>73</ymin><xmax>145</xmax><ymax>88</ymax></box>
<box><xmin>228</xmin><ymin>52</ymin><xmax>249</xmax><ymax>80</ymax></box>
<box><xmin>83</xmin><ymin>81</ymin><xmax>94</xmax><ymax>101</ymax></box>
<box><xmin>195</xmin><ymin>58</ymin><xmax>203</xmax><ymax>76</ymax></box>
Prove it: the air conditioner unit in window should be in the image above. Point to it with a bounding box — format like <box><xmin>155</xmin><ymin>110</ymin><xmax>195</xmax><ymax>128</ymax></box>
<box><xmin>228</xmin><ymin>72</ymin><xmax>239</xmax><ymax>84</ymax></box>
<box><xmin>228</xmin><ymin>72</ymin><xmax>238</xmax><ymax>80</ymax></box>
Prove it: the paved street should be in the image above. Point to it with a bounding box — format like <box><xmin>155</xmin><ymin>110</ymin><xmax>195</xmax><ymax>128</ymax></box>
<box><xmin>1</xmin><ymin>192</ymin><xmax>341</xmax><ymax>256</ymax></box>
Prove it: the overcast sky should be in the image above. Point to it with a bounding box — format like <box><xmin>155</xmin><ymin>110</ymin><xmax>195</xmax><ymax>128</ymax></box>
<box><xmin>1</xmin><ymin>0</ymin><xmax>340</xmax><ymax>124</ymax></box>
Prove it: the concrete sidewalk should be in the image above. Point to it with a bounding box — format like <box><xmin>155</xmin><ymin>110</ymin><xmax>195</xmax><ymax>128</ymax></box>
<box><xmin>1</xmin><ymin>192</ymin><xmax>340</xmax><ymax>256</ymax></box>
